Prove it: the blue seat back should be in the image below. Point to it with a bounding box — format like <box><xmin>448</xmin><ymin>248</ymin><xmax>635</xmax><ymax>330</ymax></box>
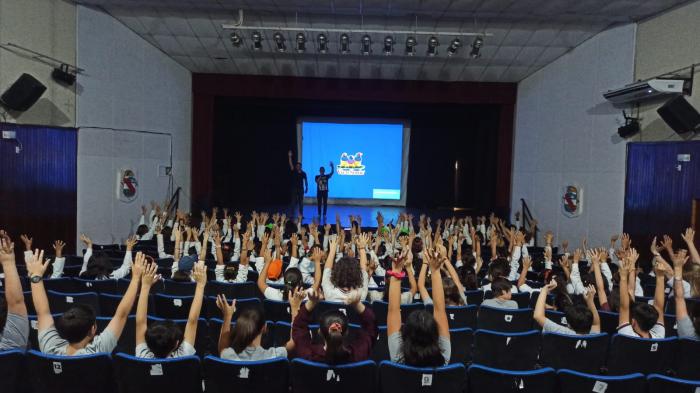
<box><xmin>378</xmin><ymin>361</ymin><xmax>466</xmax><ymax>393</ymax></box>
<box><xmin>477</xmin><ymin>306</ymin><xmax>533</xmax><ymax>333</ymax></box>
<box><xmin>607</xmin><ymin>334</ymin><xmax>677</xmax><ymax>375</ymax></box>
<box><xmin>27</xmin><ymin>349</ymin><xmax>114</xmax><ymax>393</ymax></box>
<box><xmin>468</xmin><ymin>364</ymin><xmax>556</xmax><ymax>393</ymax></box>
<box><xmin>203</xmin><ymin>355</ymin><xmax>288</xmax><ymax>393</ymax></box>
<box><xmin>114</xmin><ymin>352</ymin><xmax>201</xmax><ymax>393</ymax></box>
<box><xmin>473</xmin><ymin>329</ymin><xmax>540</xmax><ymax>370</ymax></box>
<box><xmin>557</xmin><ymin>369</ymin><xmax>646</xmax><ymax>393</ymax></box>
<box><xmin>291</xmin><ymin>359</ymin><xmax>377</xmax><ymax>393</ymax></box>
<box><xmin>540</xmin><ymin>332</ymin><xmax>608</xmax><ymax>374</ymax></box>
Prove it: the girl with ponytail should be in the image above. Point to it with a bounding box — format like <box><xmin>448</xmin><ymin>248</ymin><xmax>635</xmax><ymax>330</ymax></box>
<box><xmin>292</xmin><ymin>288</ymin><xmax>377</xmax><ymax>364</ymax></box>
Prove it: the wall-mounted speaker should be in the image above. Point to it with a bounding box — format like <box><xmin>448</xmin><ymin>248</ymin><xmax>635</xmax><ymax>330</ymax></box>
<box><xmin>618</xmin><ymin>120</ymin><xmax>640</xmax><ymax>139</ymax></box>
<box><xmin>52</xmin><ymin>64</ymin><xmax>76</xmax><ymax>86</ymax></box>
<box><xmin>0</xmin><ymin>73</ymin><xmax>47</xmax><ymax>111</ymax></box>
<box><xmin>657</xmin><ymin>95</ymin><xmax>700</xmax><ymax>134</ymax></box>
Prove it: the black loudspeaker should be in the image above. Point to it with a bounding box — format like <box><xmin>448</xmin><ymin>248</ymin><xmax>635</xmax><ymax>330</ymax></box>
<box><xmin>52</xmin><ymin>64</ymin><xmax>76</xmax><ymax>86</ymax></box>
<box><xmin>618</xmin><ymin>120</ymin><xmax>640</xmax><ymax>138</ymax></box>
<box><xmin>0</xmin><ymin>73</ymin><xmax>47</xmax><ymax>111</ymax></box>
<box><xmin>657</xmin><ymin>95</ymin><xmax>700</xmax><ymax>134</ymax></box>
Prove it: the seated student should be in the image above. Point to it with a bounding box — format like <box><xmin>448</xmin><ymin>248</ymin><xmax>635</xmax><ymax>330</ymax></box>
<box><xmin>258</xmin><ymin>243</ymin><xmax>322</xmax><ymax>301</ymax></box>
<box><xmin>417</xmin><ymin>261</ymin><xmax>464</xmax><ymax>306</ymax></box>
<box><xmin>0</xmin><ymin>233</ymin><xmax>29</xmax><ymax>350</ymax></box>
<box><xmin>481</xmin><ymin>278</ymin><xmax>518</xmax><ymax>309</ymax></box>
<box><xmin>671</xmin><ymin>251</ymin><xmax>699</xmax><ymax>339</ymax></box>
<box><xmin>618</xmin><ymin>248</ymin><xmax>666</xmax><ymax>338</ymax></box>
<box><xmin>321</xmin><ymin>235</ymin><xmax>371</xmax><ymax>302</ymax></box>
<box><xmin>371</xmin><ymin>256</ymin><xmax>416</xmax><ymax>304</ymax></box>
<box><xmin>79</xmin><ymin>234</ymin><xmax>135</xmax><ymax>280</ymax></box>
<box><xmin>213</xmin><ymin>231</ymin><xmax>249</xmax><ymax>283</ymax></box>
<box><xmin>293</xmin><ymin>287</ymin><xmax>376</xmax><ymax>365</ymax></box>
<box><xmin>27</xmin><ymin>249</ymin><xmax>144</xmax><ymax>355</ymax></box>
<box><xmin>217</xmin><ymin>290</ymin><xmax>299</xmax><ymax>361</ymax></box>
<box><xmin>534</xmin><ymin>280</ymin><xmax>601</xmax><ymax>335</ymax></box>
<box><xmin>136</xmin><ymin>204</ymin><xmax>159</xmax><ymax>241</ymax></box>
<box><xmin>135</xmin><ymin>261</ymin><xmax>206</xmax><ymax>358</ymax></box>
<box><xmin>479</xmin><ymin>258</ymin><xmax>512</xmax><ymax>292</ymax></box>
<box><xmin>20</xmin><ymin>235</ymin><xmax>67</xmax><ymax>279</ymax></box>
<box><xmin>388</xmin><ymin>247</ymin><xmax>450</xmax><ymax>366</ymax></box>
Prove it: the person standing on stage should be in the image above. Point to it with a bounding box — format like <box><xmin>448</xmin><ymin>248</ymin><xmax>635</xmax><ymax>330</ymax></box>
<box><xmin>288</xmin><ymin>150</ymin><xmax>308</xmax><ymax>217</ymax></box>
<box><xmin>315</xmin><ymin>161</ymin><xmax>334</xmax><ymax>218</ymax></box>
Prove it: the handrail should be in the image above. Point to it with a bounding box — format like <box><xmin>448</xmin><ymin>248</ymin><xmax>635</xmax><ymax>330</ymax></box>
<box><xmin>520</xmin><ymin>198</ymin><xmax>537</xmax><ymax>247</ymax></box>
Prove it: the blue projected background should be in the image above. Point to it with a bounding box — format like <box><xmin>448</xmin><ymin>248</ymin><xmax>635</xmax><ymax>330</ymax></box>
<box><xmin>301</xmin><ymin>121</ymin><xmax>404</xmax><ymax>200</ymax></box>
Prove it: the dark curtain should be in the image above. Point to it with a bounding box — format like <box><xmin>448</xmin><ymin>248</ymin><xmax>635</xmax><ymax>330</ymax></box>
<box><xmin>211</xmin><ymin>97</ymin><xmax>502</xmax><ymax>211</ymax></box>
<box><xmin>624</xmin><ymin>141</ymin><xmax>700</xmax><ymax>264</ymax></box>
<box><xmin>0</xmin><ymin>124</ymin><xmax>77</xmax><ymax>256</ymax></box>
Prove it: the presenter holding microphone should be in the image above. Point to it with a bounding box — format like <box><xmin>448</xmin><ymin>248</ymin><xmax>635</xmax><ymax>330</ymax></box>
<box><xmin>288</xmin><ymin>150</ymin><xmax>308</xmax><ymax>218</ymax></box>
<box><xmin>315</xmin><ymin>161</ymin><xmax>334</xmax><ymax>219</ymax></box>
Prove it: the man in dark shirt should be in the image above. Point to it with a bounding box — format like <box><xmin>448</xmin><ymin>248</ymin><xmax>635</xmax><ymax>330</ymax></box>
<box><xmin>315</xmin><ymin>162</ymin><xmax>334</xmax><ymax>218</ymax></box>
<box><xmin>288</xmin><ymin>150</ymin><xmax>308</xmax><ymax>217</ymax></box>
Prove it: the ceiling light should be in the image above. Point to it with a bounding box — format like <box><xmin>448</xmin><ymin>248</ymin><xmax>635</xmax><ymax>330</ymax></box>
<box><xmin>273</xmin><ymin>32</ymin><xmax>286</xmax><ymax>52</ymax></box>
<box><xmin>447</xmin><ymin>38</ymin><xmax>461</xmax><ymax>56</ymax></box>
<box><xmin>360</xmin><ymin>34</ymin><xmax>371</xmax><ymax>55</ymax></box>
<box><xmin>230</xmin><ymin>32</ymin><xmax>242</xmax><ymax>47</ymax></box>
<box><xmin>317</xmin><ymin>33</ymin><xmax>328</xmax><ymax>53</ymax></box>
<box><xmin>405</xmin><ymin>36</ymin><xmax>417</xmax><ymax>56</ymax></box>
<box><xmin>470</xmin><ymin>36</ymin><xmax>483</xmax><ymax>58</ymax></box>
<box><xmin>383</xmin><ymin>36</ymin><xmax>394</xmax><ymax>55</ymax></box>
<box><xmin>427</xmin><ymin>36</ymin><xmax>439</xmax><ymax>56</ymax></box>
<box><xmin>296</xmin><ymin>32</ymin><xmax>306</xmax><ymax>53</ymax></box>
<box><xmin>340</xmin><ymin>33</ymin><xmax>350</xmax><ymax>54</ymax></box>
<box><xmin>251</xmin><ymin>31</ymin><xmax>263</xmax><ymax>51</ymax></box>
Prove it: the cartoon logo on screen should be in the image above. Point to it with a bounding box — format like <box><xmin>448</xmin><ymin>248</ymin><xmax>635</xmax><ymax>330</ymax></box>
<box><xmin>337</xmin><ymin>152</ymin><xmax>365</xmax><ymax>176</ymax></box>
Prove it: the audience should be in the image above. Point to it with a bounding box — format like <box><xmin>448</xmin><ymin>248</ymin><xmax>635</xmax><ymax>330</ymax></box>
<box><xmin>2</xmin><ymin>204</ymin><xmax>700</xmax><ymax>389</ymax></box>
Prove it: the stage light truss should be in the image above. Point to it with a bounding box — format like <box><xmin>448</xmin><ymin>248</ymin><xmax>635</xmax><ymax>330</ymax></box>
<box><xmin>221</xmin><ymin>24</ymin><xmax>490</xmax><ymax>57</ymax></box>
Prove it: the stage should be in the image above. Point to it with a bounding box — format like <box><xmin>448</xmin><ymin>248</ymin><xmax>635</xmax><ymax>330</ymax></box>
<box><xmin>292</xmin><ymin>204</ymin><xmax>478</xmax><ymax>228</ymax></box>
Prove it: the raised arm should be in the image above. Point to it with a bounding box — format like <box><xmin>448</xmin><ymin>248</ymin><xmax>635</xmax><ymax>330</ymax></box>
<box><xmin>216</xmin><ymin>295</ymin><xmax>236</xmax><ymax>355</ymax></box>
<box><xmin>590</xmin><ymin>249</ymin><xmax>609</xmax><ymax>308</ymax></box>
<box><xmin>288</xmin><ymin>150</ymin><xmax>294</xmax><ymax>171</ymax></box>
<box><xmin>618</xmin><ymin>249</ymin><xmax>637</xmax><ymax>326</ymax></box>
<box><xmin>0</xmin><ymin>236</ymin><xmax>27</xmax><ymax>316</ymax></box>
<box><xmin>584</xmin><ymin>285</ymin><xmax>601</xmax><ymax>333</ymax></box>
<box><xmin>652</xmin><ymin>259</ymin><xmax>667</xmax><ymax>326</ymax></box>
<box><xmin>681</xmin><ymin>228</ymin><xmax>700</xmax><ymax>265</ymax></box>
<box><xmin>517</xmin><ymin>255</ymin><xmax>532</xmax><ymax>290</ymax></box>
<box><xmin>534</xmin><ymin>280</ymin><xmax>557</xmax><ymax>328</ymax></box>
<box><xmin>256</xmin><ymin>244</ymin><xmax>272</xmax><ymax>295</ymax></box>
<box><xmin>105</xmin><ymin>252</ymin><xmax>144</xmax><ymax>338</ymax></box>
<box><xmin>311</xmin><ymin>247</ymin><xmax>323</xmax><ymax>293</ymax></box>
<box><xmin>427</xmin><ymin>249</ymin><xmax>450</xmax><ymax>339</ymax></box>
<box><xmin>328</xmin><ymin>161</ymin><xmax>334</xmax><ymax>177</ymax></box>
<box><xmin>184</xmin><ymin>261</ymin><xmax>207</xmax><ymax>346</ymax></box>
<box><xmin>417</xmin><ymin>259</ymin><xmax>431</xmax><ymax>303</ymax></box>
<box><xmin>672</xmin><ymin>252</ymin><xmax>690</xmax><ymax>321</ymax></box>
<box><xmin>26</xmin><ymin>249</ymin><xmax>53</xmax><ymax>331</ymax></box>
<box><xmin>387</xmin><ymin>254</ymin><xmax>406</xmax><ymax>336</ymax></box>
<box><xmin>136</xmin><ymin>262</ymin><xmax>159</xmax><ymax>346</ymax></box>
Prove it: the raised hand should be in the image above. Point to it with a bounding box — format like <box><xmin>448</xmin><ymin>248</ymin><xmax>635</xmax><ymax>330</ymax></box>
<box><xmin>522</xmin><ymin>255</ymin><xmax>533</xmax><ymax>271</ymax></box>
<box><xmin>141</xmin><ymin>262</ymin><xmax>160</xmax><ymax>287</ymax></box>
<box><xmin>545</xmin><ymin>231</ymin><xmax>554</xmax><ymax>245</ymax></box>
<box><xmin>0</xmin><ymin>237</ymin><xmax>15</xmax><ymax>264</ymax></box>
<box><xmin>80</xmin><ymin>234</ymin><xmax>93</xmax><ymax>248</ymax></box>
<box><xmin>672</xmin><ymin>250</ymin><xmax>689</xmax><ymax>269</ymax></box>
<box><xmin>682</xmin><ymin>228</ymin><xmax>695</xmax><ymax>245</ymax></box>
<box><xmin>584</xmin><ymin>284</ymin><xmax>596</xmax><ymax>303</ymax></box>
<box><xmin>125</xmin><ymin>235</ymin><xmax>138</xmax><ymax>251</ymax></box>
<box><xmin>356</xmin><ymin>233</ymin><xmax>370</xmax><ymax>249</ymax></box>
<box><xmin>620</xmin><ymin>233</ymin><xmax>631</xmax><ymax>250</ymax></box>
<box><xmin>289</xmin><ymin>286</ymin><xmax>304</xmax><ymax>312</ymax></box>
<box><xmin>26</xmin><ymin>249</ymin><xmax>49</xmax><ymax>277</ymax></box>
<box><xmin>132</xmin><ymin>252</ymin><xmax>147</xmax><ymax>277</ymax></box>
<box><xmin>192</xmin><ymin>261</ymin><xmax>207</xmax><ymax>286</ymax></box>
<box><xmin>20</xmin><ymin>234</ymin><xmax>33</xmax><ymax>251</ymax></box>
<box><xmin>543</xmin><ymin>278</ymin><xmax>558</xmax><ymax>292</ymax></box>
<box><xmin>216</xmin><ymin>294</ymin><xmax>236</xmax><ymax>319</ymax></box>
<box><xmin>52</xmin><ymin>240</ymin><xmax>66</xmax><ymax>258</ymax></box>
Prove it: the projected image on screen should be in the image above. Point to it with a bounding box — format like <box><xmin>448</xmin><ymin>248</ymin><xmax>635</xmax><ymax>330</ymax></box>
<box><xmin>300</xmin><ymin>121</ymin><xmax>405</xmax><ymax>201</ymax></box>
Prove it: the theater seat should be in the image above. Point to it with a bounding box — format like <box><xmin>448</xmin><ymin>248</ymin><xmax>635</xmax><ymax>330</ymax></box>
<box><xmin>264</xmin><ymin>299</ymin><xmax>293</xmax><ymax>323</ymax></box>
<box><xmin>371</xmin><ymin>326</ymin><xmax>389</xmax><ymax>363</ymax></box>
<box><xmin>113</xmin><ymin>352</ymin><xmax>201</xmax><ymax>393</ymax></box>
<box><xmin>425</xmin><ymin>304</ymin><xmax>477</xmax><ymax>329</ymax></box>
<box><xmin>206</xmin><ymin>281</ymin><xmax>258</xmax><ymax>299</ymax></box>
<box><xmin>205</xmin><ymin>296</ymin><xmax>261</xmax><ymax>320</ymax></box>
<box><xmin>449</xmin><ymin>328</ymin><xmax>473</xmax><ymax>365</ymax></box>
<box><xmin>96</xmin><ymin>315</ymin><xmax>136</xmax><ymax>355</ymax></box>
<box><xmin>203</xmin><ymin>355</ymin><xmax>289</xmax><ymax>393</ymax></box>
<box><xmin>473</xmin><ymin>329</ymin><xmax>540</xmax><ymax>371</ymax></box>
<box><xmin>676</xmin><ymin>338</ymin><xmax>700</xmax><ymax>380</ymax></box>
<box><xmin>647</xmin><ymin>373</ymin><xmax>700</xmax><ymax>393</ymax></box>
<box><xmin>540</xmin><ymin>332</ymin><xmax>608</xmax><ymax>374</ymax></box>
<box><xmin>42</xmin><ymin>278</ymin><xmax>76</xmax><ymax>293</ymax></box>
<box><xmin>154</xmin><ymin>293</ymin><xmax>195</xmax><ymax>319</ymax></box>
<box><xmin>606</xmin><ymin>334</ymin><xmax>677</xmax><ymax>375</ymax></box>
<box><xmin>0</xmin><ymin>349</ymin><xmax>23</xmax><ymax>393</ymax></box>
<box><xmin>26</xmin><ymin>349</ymin><xmax>115</xmax><ymax>393</ymax></box>
<box><xmin>476</xmin><ymin>306</ymin><xmax>533</xmax><ymax>333</ymax></box>
<box><xmin>468</xmin><ymin>364</ymin><xmax>556</xmax><ymax>393</ymax></box>
<box><xmin>378</xmin><ymin>361</ymin><xmax>466</xmax><ymax>393</ymax></box>
<box><xmin>372</xmin><ymin>301</ymin><xmax>424</xmax><ymax>326</ymax></box>
<box><xmin>290</xmin><ymin>359</ymin><xmax>377</xmax><ymax>393</ymax></box>
<box><xmin>46</xmin><ymin>290</ymin><xmax>100</xmax><ymax>314</ymax></box>
<box><xmin>557</xmin><ymin>369</ymin><xmax>646</xmax><ymax>393</ymax></box>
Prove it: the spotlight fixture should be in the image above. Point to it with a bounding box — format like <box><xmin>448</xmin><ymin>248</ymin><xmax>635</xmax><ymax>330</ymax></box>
<box><xmin>273</xmin><ymin>32</ymin><xmax>286</xmax><ymax>52</ymax></box>
<box><xmin>295</xmin><ymin>32</ymin><xmax>306</xmax><ymax>53</ymax></box>
<box><xmin>360</xmin><ymin>34</ymin><xmax>372</xmax><ymax>55</ymax></box>
<box><xmin>340</xmin><ymin>33</ymin><xmax>351</xmax><ymax>54</ymax></box>
<box><xmin>427</xmin><ymin>36</ymin><xmax>439</xmax><ymax>56</ymax></box>
<box><xmin>447</xmin><ymin>38</ymin><xmax>461</xmax><ymax>56</ymax></box>
<box><xmin>405</xmin><ymin>36</ymin><xmax>417</xmax><ymax>56</ymax></box>
<box><xmin>230</xmin><ymin>32</ymin><xmax>242</xmax><ymax>47</ymax></box>
<box><xmin>383</xmin><ymin>36</ymin><xmax>394</xmax><ymax>55</ymax></box>
<box><xmin>470</xmin><ymin>36</ymin><xmax>483</xmax><ymax>58</ymax></box>
<box><xmin>251</xmin><ymin>31</ymin><xmax>263</xmax><ymax>51</ymax></box>
<box><xmin>317</xmin><ymin>33</ymin><xmax>328</xmax><ymax>53</ymax></box>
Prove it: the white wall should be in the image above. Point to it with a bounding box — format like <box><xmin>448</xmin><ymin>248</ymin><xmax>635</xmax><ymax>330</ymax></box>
<box><xmin>0</xmin><ymin>0</ymin><xmax>75</xmax><ymax>126</ymax></box>
<box><xmin>76</xmin><ymin>5</ymin><xmax>191</xmax><ymax>246</ymax></box>
<box><xmin>634</xmin><ymin>0</ymin><xmax>700</xmax><ymax>141</ymax></box>
<box><xmin>511</xmin><ymin>24</ymin><xmax>636</xmax><ymax>247</ymax></box>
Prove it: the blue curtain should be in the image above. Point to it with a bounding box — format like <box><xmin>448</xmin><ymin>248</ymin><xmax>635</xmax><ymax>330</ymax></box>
<box><xmin>0</xmin><ymin>123</ymin><xmax>77</xmax><ymax>252</ymax></box>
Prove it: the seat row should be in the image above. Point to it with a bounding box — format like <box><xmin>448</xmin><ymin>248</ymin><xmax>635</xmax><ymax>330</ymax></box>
<box><xmin>21</xmin><ymin>311</ymin><xmax>700</xmax><ymax>380</ymax></box>
<box><xmin>1</xmin><ymin>350</ymin><xmax>698</xmax><ymax>393</ymax></box>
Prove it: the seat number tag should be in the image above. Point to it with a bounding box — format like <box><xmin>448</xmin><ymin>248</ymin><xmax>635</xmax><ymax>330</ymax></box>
<box><xmin>421</xmin><ymin>374</ymin><xmax>433</xmax><ymax>386</ymax></box>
